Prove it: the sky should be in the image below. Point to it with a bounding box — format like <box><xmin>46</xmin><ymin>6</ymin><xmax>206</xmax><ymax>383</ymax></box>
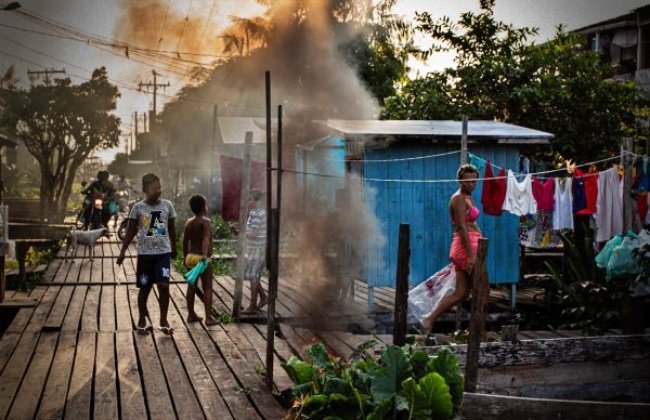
<box><xmin>1</xmin><ymin>0</ymin><xmax>648</xmax><ymax>163</ymax></box>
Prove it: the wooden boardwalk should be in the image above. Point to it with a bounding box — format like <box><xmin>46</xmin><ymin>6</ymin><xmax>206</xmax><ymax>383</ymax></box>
<box><xmin>2</xmin><ymin>235</ymin><xmax>616</xmax><ymax>420</ymax></box>
<box><xmin>0</xmin><ymin>239</ymin><xmax>393</xmax><ymax>420</ymax></box>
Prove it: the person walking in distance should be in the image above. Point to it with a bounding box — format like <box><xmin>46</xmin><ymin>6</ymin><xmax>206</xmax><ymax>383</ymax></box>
<box><xmin>421</xmin><ymin>164</ymin><xmax>481</xmax><ymax>332</ymax></box>
<box><xmin>183</xmin><ymin>194</ymin><xmax>220</xmax><ymax>326</ymax></box>
<box><xmin>241</xmin><ymin>190</ymin><xmax>268</xmax><ymax>314</ymax></box>
<box><xmin>117</xmin><ymin>173</ymin><xmax>177</xmax><ymax>334</ymax></box>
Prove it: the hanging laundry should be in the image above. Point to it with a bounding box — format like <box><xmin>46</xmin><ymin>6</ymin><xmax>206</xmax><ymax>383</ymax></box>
<box><xmin>532</xmin><ymin>177</ymin><xmax>555</xmax><ymax>212</ymax></box>
<box><xmin>481</xmin><ymin>160</ymin><xmax>507</xmax><ymax>216</ymax></box>
<box><xmin>638</xmin><ymin>193</ymin><xmax>649</xmax><ymax>223</ymax></box>
<box><xmin>575</xmin><ymin>167</ymin><xmax>598</xmax><ymax>216</ymax></box>
<box><xmin>552</xmin><ymin>178</ymin><xmax>574</xmax><ymax>230</ymax></box>
<box><xmin>595</xmin><ymin>167</ymin><xmax>624</xmax><ymax>243</ymax></box>
<box><xmin>633</xmin><ymin>156</ymin><xmax>650</xmax><ymax>194</ymax></box>
<box><xmin>572</xmin><ymin>173</ymin><xmax>588</xmax><ymax>213</ymax></box>
<box><xmin>502</xmin><ymin>170</ymin><xmax>537</xmax><ymax>216</ymax></box>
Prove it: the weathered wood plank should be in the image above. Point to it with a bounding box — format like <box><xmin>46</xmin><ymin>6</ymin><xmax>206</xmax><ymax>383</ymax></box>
<box><xmin>149</xmin><ymin>334</ymin><xmax>204</xmax><ymax>420</ymax></box>
<box><xmin>35</xmin><ymin>330</ymin><xmax>78</xmax><ymax>420</ymax></box>
<box><xmin>426</xmin><ymin>334</ymin><xmax>650</xmax><ymax>367</ymax></box>
<box><xmin>61</xmin><ymin>286</ymin><xmax>87</xmax><ymax>332</ymax></box>
<box><xmin>132</xmin><ymin>333</ymin><xmax>176</xmax><ymax>419</ymax></box>
<box><xmin>115</xmin><ymin>331</ymin><xmax>148</xmax><ymax>420</ymax></box>
<box><xmin>44</xmin><ymin>285</ymin><xmax>75</xmax><ymax>330</ymax></box>
<box><xmin>115</xmin><ymin>285</ymin><xmax>133</xmax><ymax>332</ymax></box>
<box><xmin>6</xmin><ymin>332</ymin><xmax>58</xmax><ymax>420</ymax></box>
<box><xmin>94</xmin><ymin>331</ymin><xmax>119</xmax><ymax>420</ymax></box>
<box><xmin>64</xmin><ymin>332</ymin><xmax>96</xmax><ymax>420</ymax></box>
<box><xmin>3</xmin><ymin>287</ymin><xmax>46</xmax><ymax>334</ymax></box>
<box><xmin>25</xmin><ymin>286</ymin><xmax>60</xmax><ymax>332</ymax></box>
<box><xmin>206</xmin><ymin>327</ymin><xmax>285</xmax><ymax>419</ymax></box>
<box><xmin>81</xmin><ymin>286</ymin><xmax>100</xmax><ymax>332</ymax></box>
<box><xmin>99</xmin><ymin>285</ymin><xmax>116</xmax><ymax>332</ymax></box>
<box><xmin>461</xmin><ymin>392</ymin><xmax>650</xmax><ymax>420</ymax></box>
<box><xmin>101</xmin><ymin>253</ymin><xmax>115</xmax><ymax>284</ymax></box>
<box><xmin>0</xmin><ymin>331</ymin><xmax>40</xmax><ymax>418</ymax></box>
<box><xmin>173</xmin><ymin>330</ymin><xmax>234</xmax><ymax>419</ymax></box>
<box><xmin>167</xmin><ymin>283</ymin><xmax>261</xmax><ymax>419</ymax></box>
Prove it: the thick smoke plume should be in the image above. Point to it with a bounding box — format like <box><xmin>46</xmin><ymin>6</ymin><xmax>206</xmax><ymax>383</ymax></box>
<box><xmin>116</xmin><ymin>0</ymin><xmax>388</xmax><ymax>330</ymax></box>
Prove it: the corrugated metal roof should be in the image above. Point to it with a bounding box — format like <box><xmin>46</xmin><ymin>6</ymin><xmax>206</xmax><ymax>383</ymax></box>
<box><xmin>325</xmin><ymin>119</ymin><xmax>553</xmax><ymax>142</ymax></box>
<box><xmin>217</xmin><ymin>117</ymin><xmax>267</xmax><ymax>144</ymax></box>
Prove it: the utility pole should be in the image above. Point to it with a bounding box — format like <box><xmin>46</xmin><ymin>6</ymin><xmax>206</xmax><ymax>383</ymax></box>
<box><xmin>138</xmin><ymin>70</ymin><xmax>170</xmax><ymax>127</ymax></box>
<box><xmin>27</xmin><ymin>68</ymin><xmax>66</xmax><ymax>85</ymax></box>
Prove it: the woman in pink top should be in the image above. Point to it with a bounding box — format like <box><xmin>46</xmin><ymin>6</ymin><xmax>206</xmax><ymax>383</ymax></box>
<box><xmin>422</xmin><ymin>164</ymin><xmax>481</xmax><ymax>332</ymax></box>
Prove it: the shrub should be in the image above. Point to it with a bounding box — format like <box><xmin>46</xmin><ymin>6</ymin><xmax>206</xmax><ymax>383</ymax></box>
<box><xmin>282</xmin><ymin>342</ymin><xmax>463</xmax><ymax>419</ymax></box>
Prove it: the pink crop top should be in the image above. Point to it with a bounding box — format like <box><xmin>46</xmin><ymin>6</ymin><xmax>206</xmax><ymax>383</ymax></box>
<box><xmin>467</xmin><ymin>206</ymin><xmax>480</xmax><ymax>222</ymax></box>
<box><xmin>452</xmin><ymin>201</ymin><xmax>480</xmax><ymax>225</ymax></box>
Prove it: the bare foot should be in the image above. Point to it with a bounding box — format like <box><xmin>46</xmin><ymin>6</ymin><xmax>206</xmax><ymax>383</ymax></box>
<box><xmin>421</xmin><ymin>317</ymin><xmax>434</xmax><ymax>333</ymax></box>
<box><xmin>187</xmin><ymin>314</ymin><xmax>203</xmax><ymax>323</ymax></box>
<box><xmin>258</xmin><ymin>297</ymin><xmax>268</xmax><ymax>309</ymax></box>
<box><xmin>241</xmin><ymin>307</ymin><xmax>258</xmax><ymax>315</ymax></box>
<box><xmin>205</xmin><ymin>317</ymin><xmax>220</xmax><ymax>326</ymax></box>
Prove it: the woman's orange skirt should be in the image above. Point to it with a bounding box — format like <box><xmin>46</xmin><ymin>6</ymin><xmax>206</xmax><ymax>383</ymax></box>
<box><xmin>449</xmin><ymin>231</ymin><xmax>480</xmax><ymax>272</ymax></box>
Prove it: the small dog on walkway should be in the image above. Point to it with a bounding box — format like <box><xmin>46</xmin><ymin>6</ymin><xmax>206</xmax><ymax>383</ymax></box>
<box><xmin>64</xmin><ymin>227</ymin><xmax>111</xmax><ymax>262</ymax></box>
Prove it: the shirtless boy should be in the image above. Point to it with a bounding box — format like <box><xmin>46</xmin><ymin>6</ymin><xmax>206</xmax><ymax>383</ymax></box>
<box><xmin>183</xmin><ymin>195</ymin><xmax>220</xmax><ymax>326</ymax></box>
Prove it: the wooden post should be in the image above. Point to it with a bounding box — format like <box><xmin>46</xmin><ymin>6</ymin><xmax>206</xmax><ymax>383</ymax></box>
<box><xmin>455</xmin><ymin>115</ymin><xmax>469</xmax><ymax>330</ymax></box>
<box><xmin>265</xmin><ymin>105</ymin><xmax>283</xmax><ymax>390</ymax></box>
<box><xmin>265</xmin><ymin>71</ymin><xmax>272</xmax><ymax>269</ymax></box>
<box><xmin>461</xmin><ymin>115</ymin><xmax>468</xmax><ymax>165</ymax></box>
<box><xmin>208</xmin><ymin>105</ymin><xmax>218</xmax><ymax>214</ymax></box>
<box><xmin>233</xmin><ymin>132</ymin><xmax>253</xmax><ymax>319</ymax></box>
<box><xmin>464</xmin><ymin>237</ymin><xmax>489</xmax><ymax>393</ymax></box>
<box><xmin>622</xmin><ymin>138</ymin><xmax>638</xmax><ymax>233</ymax></box>
<box><xmin>393</xmin><ymin>223</ymin><xmax>410</xmax><ymax>346</ymax></box>
<box><xmin>265</xmin><ymin>208</ymin><xmax>280</xmax><ymax>390</ymax></box>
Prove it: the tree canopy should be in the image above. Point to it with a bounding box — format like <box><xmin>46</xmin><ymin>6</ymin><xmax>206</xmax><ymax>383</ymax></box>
<box><xmin>383</xmin><ymin>0</ymin><xmax>647</xmax><ymax>162</ymax></box>
<box><xmin>1</xmin><ymin>67</ymin><xmax>120</xmax><ymax>220</ymax></box>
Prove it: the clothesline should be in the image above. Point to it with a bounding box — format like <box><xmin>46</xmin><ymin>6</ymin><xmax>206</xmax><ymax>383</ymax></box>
<box><xmin>285</xmin><ymin>154</ymin><xmax>626</xmax><ymax>183</ymax></box>
<box><xmin>468</xmin><ymin>151</ymin><xmax>642</xmax><ymax>179</ymax></box>
<box><xmin>250</xmin><ymin>143</ymin><xmax>463</xmax><ymax>163</ymax></box>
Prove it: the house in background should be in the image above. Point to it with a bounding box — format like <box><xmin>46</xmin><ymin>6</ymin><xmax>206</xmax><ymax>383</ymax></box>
<box><xmin>309</xmin><ymin>119</ymin><xmax>554</xmax><ymax>310</ymax></box>
<box><xmin>574</xmin><ymin>4</ymin><xmax>650</xmax><ymax>94</ymax></box>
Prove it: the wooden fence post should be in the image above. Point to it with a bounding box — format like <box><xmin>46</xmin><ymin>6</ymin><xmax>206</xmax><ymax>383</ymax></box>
<box><xmin>233</xmin><ymin>132</ymin><xmax>253</xmax><ymax>319</ymax></box>
<box><xmin>393</xmin><ymin>223</ymin><xmax>410</xmax><ymax>346</ymax></box>
<box><xmin>464</xmin><ymin>237</ymin><xmax>489</xmax><ymax>393</ymax></box>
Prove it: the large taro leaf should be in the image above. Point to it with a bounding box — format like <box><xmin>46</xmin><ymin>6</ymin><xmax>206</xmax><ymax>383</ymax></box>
<box><xmin>427</xmin><ymin>348</ymin><xmax>464</xmax><ymax>408</ymax></box>
<box><xmin>301</xmin><ymin>394</ymin><xmax>328</xmax><ymax>416</ymax></box>
<box><xmin>323</xmin><ymin>377</ymin><xmax>351</xmax><ymax>396</ymax></box>
<box><xmin>308</xmin><ymin>342</ymin><xmax>331</xmax><ymax>370</ymax></box>
<box><xmin>367</xmin><ymin>398</ymin><xmax>393</xmax><ymax>420</ymax></box>
<box><xmin>371</xmin><ymin>345</ymin><xmax>413</xmax><ymax>402</ymax></box>
<box><xmin>409</xmin><ymin>349</ymin><xmax>430</xmax><ymax>381</ymax></box>
<box><xmin>418</xmin><ymin>372</ymin><xmax>453</xmax><ymax>420</ymax></box>
<box><xmin>326</xmin><ymin>393</ymin><xmax>359</xmax><ymax>418</ymax></box>
<box><xmin>401</xmin><ymin>377</ymin><xmax>431</xmax><ymax>419</ymax></box>
<box><xmin>282</xmin><ymin>355</ymin><xmax>315</xmax><ymax>385</ymax></box>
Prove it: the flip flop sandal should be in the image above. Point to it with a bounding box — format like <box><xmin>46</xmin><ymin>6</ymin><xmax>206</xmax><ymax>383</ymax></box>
<box><xmin>137</xmin><ymin>326</ymin><xmax>152</xmax><ymax>335</ymax></box>
<box><xmin>158</xmin><ymin>326</ymin><xmax>174</xmax><ymax>335</ymax></box>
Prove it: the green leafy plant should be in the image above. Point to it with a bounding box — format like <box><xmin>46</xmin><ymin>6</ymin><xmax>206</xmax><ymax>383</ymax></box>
<box><xmin>281</xmin><ymin>342</ymin><xmax>462</xmax><ymax>419</ymax></box>
<box><xmin>545</xmin><ymin>233</ymin><xmax>622</xmax><ymax>334</ymax></box>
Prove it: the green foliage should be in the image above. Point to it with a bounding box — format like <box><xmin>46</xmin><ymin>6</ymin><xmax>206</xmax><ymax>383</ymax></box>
<box><xmin>383</xmin><ymin>0</ymin><xmax>648</xmax><ymax>164</ymax></box>
<box><xmin>545</xmin><ymin>233</ymin><xmax>622</xmax><ymax>334</ymax></box>
<box><xmin>0</xmin><ymin>68</ymin><xmax>120</xmax><ymax>221</ymax></box>
<box><xmin>282</xmin><ymin>342</ymin><xmax>461</xmax><ymax>419</ymax></box>
<box><xmin>211</xmin><ymin>213</ymin><xmax>234</xmax><ymax>240</ymax></box>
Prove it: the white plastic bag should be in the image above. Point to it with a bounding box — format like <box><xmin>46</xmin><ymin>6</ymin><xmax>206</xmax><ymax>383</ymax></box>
<box><xmin>408</xmin><ymin>264</ymin><xmax>456</xmax><ymax>326</ymax></box>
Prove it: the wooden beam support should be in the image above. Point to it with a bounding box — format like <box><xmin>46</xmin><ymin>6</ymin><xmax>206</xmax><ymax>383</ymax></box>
<box><xmin>464</xmin><ymin>237</ymin><xmax>489</xmax><ymax>393</ymax></box>
<box><xmin>393</xmin><ymin>223</ymin><xmax>410</xmax><ymax>346</ymax></box>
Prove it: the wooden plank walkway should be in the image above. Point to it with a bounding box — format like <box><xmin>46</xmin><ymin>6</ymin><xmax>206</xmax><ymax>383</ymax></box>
<box><xmin>0</xmin><ymin>240</ymin><xmax>288</xmax><ymax>420</ymax></box>
<box><xmin>1</xmin><ymin>237</ymin><xmax>605</xmax><ymax>419</ymax></box>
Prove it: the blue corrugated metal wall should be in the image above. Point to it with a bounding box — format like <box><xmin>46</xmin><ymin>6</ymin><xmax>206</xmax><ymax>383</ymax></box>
<box><xmin>363</xmin><ymin>143</ymin><xmax>520</xmax><ymax>287</ymax></box>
